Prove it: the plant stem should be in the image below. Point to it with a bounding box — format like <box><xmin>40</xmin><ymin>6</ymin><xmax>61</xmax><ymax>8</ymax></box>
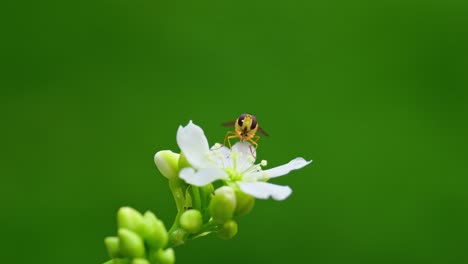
<box><xmin>191</xmin><ymin>186</ymin><xmax>201</xmax><ymax>210</ymax></box>
<box><xmin>169</xmin><ymin>178</ymin><xmax>186</xmax><ymax>212</ymax></box>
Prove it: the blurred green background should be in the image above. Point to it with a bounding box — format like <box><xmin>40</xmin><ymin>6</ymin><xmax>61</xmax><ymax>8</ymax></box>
<box><xmin>1</xmin><ymin>0</ymin><xmax>467</xmax><ymax>263</ymax></box>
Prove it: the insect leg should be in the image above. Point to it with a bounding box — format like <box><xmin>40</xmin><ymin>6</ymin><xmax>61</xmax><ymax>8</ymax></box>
<box><xmin>250</xmin><ymin>135</ymin><xmax>261</xmax><ymax>151</ymax></box>
<box><xmin>247</xmin><ymin>138</ymin><xmax>259</xmax><ymax>158</ymax></box>
<box><xmin>223</xmin><ymin>131</ymin><xmax>237</xmax><ymax>148</ymax></box>
<box><xmin>253</xmin><ymin>135</ymin><xmax>261</xmax><ymax>144</ymax></box>
<box><xmin>227</xmin><ymin>135</ymin><xmax>239</xmax><ymax>149</ymax></box>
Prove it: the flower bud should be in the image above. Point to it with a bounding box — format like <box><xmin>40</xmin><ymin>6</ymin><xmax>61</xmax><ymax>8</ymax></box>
<box><xmin>209</xmin><ymin>186</ymin><xmax>236</xmax><ymax>224</ymax></box>
<box><xmin>234</xmin><ymin>190</ymin><xmax>255</xmax><ymax>217</ymax></box>
<box><xmin>154</xmin><ymin>150</ymin><xmax>180</xmax><ymax>179</ymax></box>
<box><xmin>118</xmin><ymin>207</ymin><xmax>144</xmax><ymax>234</ymax></box>
<box><xmin>154</xmin><ymin>248</ymin><xmax>175</xmax><ymax>264</ymax></box>
<box><xmin>180</xmin><ymin>209</ymin><xmax>202</xmax><ymax>234</ymax></box>
<box><xmin>218</xmin><ymin>220</ymin><xmax>238</xmax><ymax>240</ymax></box>
<box><xmin>104</xmin><ymin>236</ymin><xmax>121</xmax><ymax>258</ymax></box>
<box><xmin>140</xmin><ymin>211</ymin><xmax>168</xmax><ymax>249</ymax></box>
<box><xmin>132</xmin><ymin>258</ymin><xmax>150</xmax><ymax>264</ymax></box>
<box><xmin>118</xmin><ymin>228</ymin><xmax>146</xmax><ymax>258</ymax></box>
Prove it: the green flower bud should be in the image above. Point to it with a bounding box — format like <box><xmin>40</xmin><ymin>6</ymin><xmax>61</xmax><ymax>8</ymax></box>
<box><xmin>178</xmin><ymin>152</ymin><xmax>191</xmax><ymax>169</ymax></box>
<box><xmin>118</xmin><ymin>207</ymin><xmax>144</xmax><ymax>234</ymax></box>
<box><xmin>209</xmin><ymin>186</ymin><xmax>236</xmax><ymax>224</ymax></box>
<box><xmin>154</xmin><ymin>248</ymin><xmax>175</xmax><ymax>264</ymax></box>
<box><xmin>132</xmin><ymin>258</ymin><xmax>150</xmax><ymax>264</ymax></box>
<box><xmin>218</xmin><ymin>220</ymin><xmax>238</xmax><ymax>240</ymax></box>
<box><xmin>234</xmin><ymin>190</ymin><xmax>255</xmax><ymax>217</ymax></box>
<box><xmin>118</xmin><ymin>228</ymin><xmax>145</xmax><ymax>258</ymax></box>
<box><xmin>180</xmin><ymin>209</ymin><xmax>202</xmax><ymax>234</ymax></box>
<box><xmin>140</xmin><ymin>211</ymin><xmax>168</xmax><ymax>249</ymax></box>
<box><xmin>154</xmin><ymin>150</ymin><xmax>180</xmax><ymax>179</ymax></box>
<box><xmin>104</xmin><ymin>236</ymin><xmax>121</xmax><ymax>258</ymax></box>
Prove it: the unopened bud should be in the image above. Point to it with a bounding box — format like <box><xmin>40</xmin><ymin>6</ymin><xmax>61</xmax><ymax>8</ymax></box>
<box><xmin>132</xmin><ymin>258</ymin><xmax>150</xmax><ymax>264</ymax></box>
<box><xmin>140</xmin><ymin>211</ymin><xmax>168</xmax><ymax>249</ymax></box>
<box><xmin>104</xmin><ymin>236</ymin><xmax>121</xmax><ymax>258</ymax></box>
<box><xmin>180</xmin><ymin>209</ymin><xmax>202</xmax><ymax>234</ymax></box>
<box><xmin>209</xmin><ymin>186</ymin><xmax>236</xmax><ymax>224</ymax></box>
<box><xmin>118</xmin><ymin>228</ymin><xmax>145</xmax><ymax>258</ymax></box>
<box><xmin>154</xmin><ymin>248</ymin><xmax>175</xmax><ymax>264</ymax></box>
<box><xmin>118</xmin><ymin>207</ymin><xmax>144</xmax><ymax>234</ymax></box>
<box><xmin>154</xmin><ymin>150</ymin><xmax>180</xmax><ymax>179</ymax></box>
<box><xmin>234</xmin><ymin>190</ymin><xmax>255</xmax><ymax>217</ymax></box>
<box><xmin>218</xmin><ymin>220</ymin><xmax>238</xmax><ymax>240</ymax></box>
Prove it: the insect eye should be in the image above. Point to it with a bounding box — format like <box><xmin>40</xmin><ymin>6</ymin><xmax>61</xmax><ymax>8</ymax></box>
<box><xmin>238</xmin><ymin>113</ymin><xmax>247</xmax><ymax>126</ymax></box>
<box><xmin>250</xmin><ymin>116</ymin><xmax>257</xmax><ymax>129</ymax></box>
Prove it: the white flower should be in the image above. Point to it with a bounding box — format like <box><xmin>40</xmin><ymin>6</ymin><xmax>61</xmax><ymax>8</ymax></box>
<box><xmin>177</xmin><ymin>121</ymin><xmax>312</xmax><ymax>201</ymax></box>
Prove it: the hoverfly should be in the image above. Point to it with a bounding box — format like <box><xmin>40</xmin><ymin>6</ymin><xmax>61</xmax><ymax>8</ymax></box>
<box><xmin>222</xmin><ymin>113</ymin><xmax>269</xmax><ymax>151</ymax></box>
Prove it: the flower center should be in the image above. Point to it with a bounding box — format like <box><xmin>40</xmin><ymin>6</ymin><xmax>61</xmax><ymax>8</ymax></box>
<box><xmin>225</xmin><ymin>168</ymin><xmax>243</xmax><ymax>181</ymax></box>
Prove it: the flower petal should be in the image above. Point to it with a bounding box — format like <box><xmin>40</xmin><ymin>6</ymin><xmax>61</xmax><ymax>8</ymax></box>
<box><xmin>176</xmin><ymin>121</ymin><xmax>214</xmax><ymax>169</ymax></box>
<box><xmin>210</xmin><ymin>144</ymin><xmax>232</xmax><ymax>169</ymax></box>
<box><xmin>179</xmin><ymin>167</ymin><xmax>228</xmax><ymax>186</ymax></box>
<box><xmin>232</xmin><ymin>142</ymin><xmax>254</xmax><ymax>157</ymax></box>
<box><xmin>238</xmin><ymin>182</ymin><xmax>292</xmax><ymax>201</ymax></box>
<box><xmin>261</xmin><ymin>158</ymin><xmax>312</xmax><ymax>178</ymax></box>
<box><xmin>232</xmin><ymin>142</ymin><xmax>256</xmax><ymax>171</ymax></box>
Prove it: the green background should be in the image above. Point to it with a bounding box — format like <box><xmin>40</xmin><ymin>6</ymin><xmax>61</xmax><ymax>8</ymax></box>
<box><xmin>2</xmin><ymin>0</ymin><xmax>467</xmax><ymax>263</ymax></box>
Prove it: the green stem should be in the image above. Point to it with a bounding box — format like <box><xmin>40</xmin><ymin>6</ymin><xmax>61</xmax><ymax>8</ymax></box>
<box><xmin>165</xmin><ymin>179</ymin><xmax>218</xmax><ymax>247</ymax></box>
<box><xmin>167</xmin><ymin>178</ymin><xmax>189</xmax><ymax>247</ymax></box>
<box><xmin>200</xmin><ymin>219</ymin><xmax>217</xmax><ymax>231</ymax></box>
<box><xmin>168</xmin><ymin>211</ymin><xmax>182</xmax><ymax>234</ymax></box>
<box><xmin>188</xmin><ymin>219</ymin><xmax>219</xmax><ymax>240</ymax></box>
<box><xmin>169</xmin><ymin>178</ymin><xmax>186</xmax><ymax>212</ymax></box>
<box><xmin>167</xmin><ymin>225</ymin><xmax>187</xmax><ymax>248</ymax></box>
<box><xmin>192</xmin><ymin>186</ymin><xmax>201</xmax><ymax>210</ymax></box>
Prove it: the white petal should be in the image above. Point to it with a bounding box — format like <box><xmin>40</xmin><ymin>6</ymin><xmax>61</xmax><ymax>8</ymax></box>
<box><xmin>238</xmin><ymin>182</ymin><xmax>292</xmax><ymax>201</ymax></box>
<box><xmin>210</xmin><ymin>144</ymin><xmax>232</xmax><ymax>168</ymax></box>
<box><xmin>232</xmin><ymin>142</ymin><xmax>256</xmax><ymax>171</ymax></box>
<box><xmin>179</xmin><ymin>167</ymin><xmax>228</xmax><ymax>186</ymax></box>
<box><xmin>176</xmin><ymin>121</ymin><xmax>214</xmax><ymax>169</ymax></box>
<box><xmin>232</xmin><ymin>142</ymin><xmax>254</xmax><ymax>157</ymax></box>
<box><xmin>261</xmin><ymin>158</ymin><xmax>312</xmax><ymax>178</ymax></box>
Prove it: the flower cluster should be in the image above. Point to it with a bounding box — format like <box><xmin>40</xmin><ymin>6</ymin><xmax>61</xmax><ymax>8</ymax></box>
<box><xmin>104</xmin><ymin>121</ymin><xmax>312</xmax><ymax>264</ymax></box>
<box><xmin>103</xmin><ymin>207</ymin><xmax>174</xmax><ymax>264</ymax></box>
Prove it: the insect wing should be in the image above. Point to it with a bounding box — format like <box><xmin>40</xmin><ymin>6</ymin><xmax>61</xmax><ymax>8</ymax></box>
<box><xmin>222</xmin><ymin>120</ymin><xmax>236</xmax><ymax>127</ymax></box>
<box><xmin>258</xmin><ymin>127</ymin><xmax>269</xmax><ymax>136</ymax></box>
